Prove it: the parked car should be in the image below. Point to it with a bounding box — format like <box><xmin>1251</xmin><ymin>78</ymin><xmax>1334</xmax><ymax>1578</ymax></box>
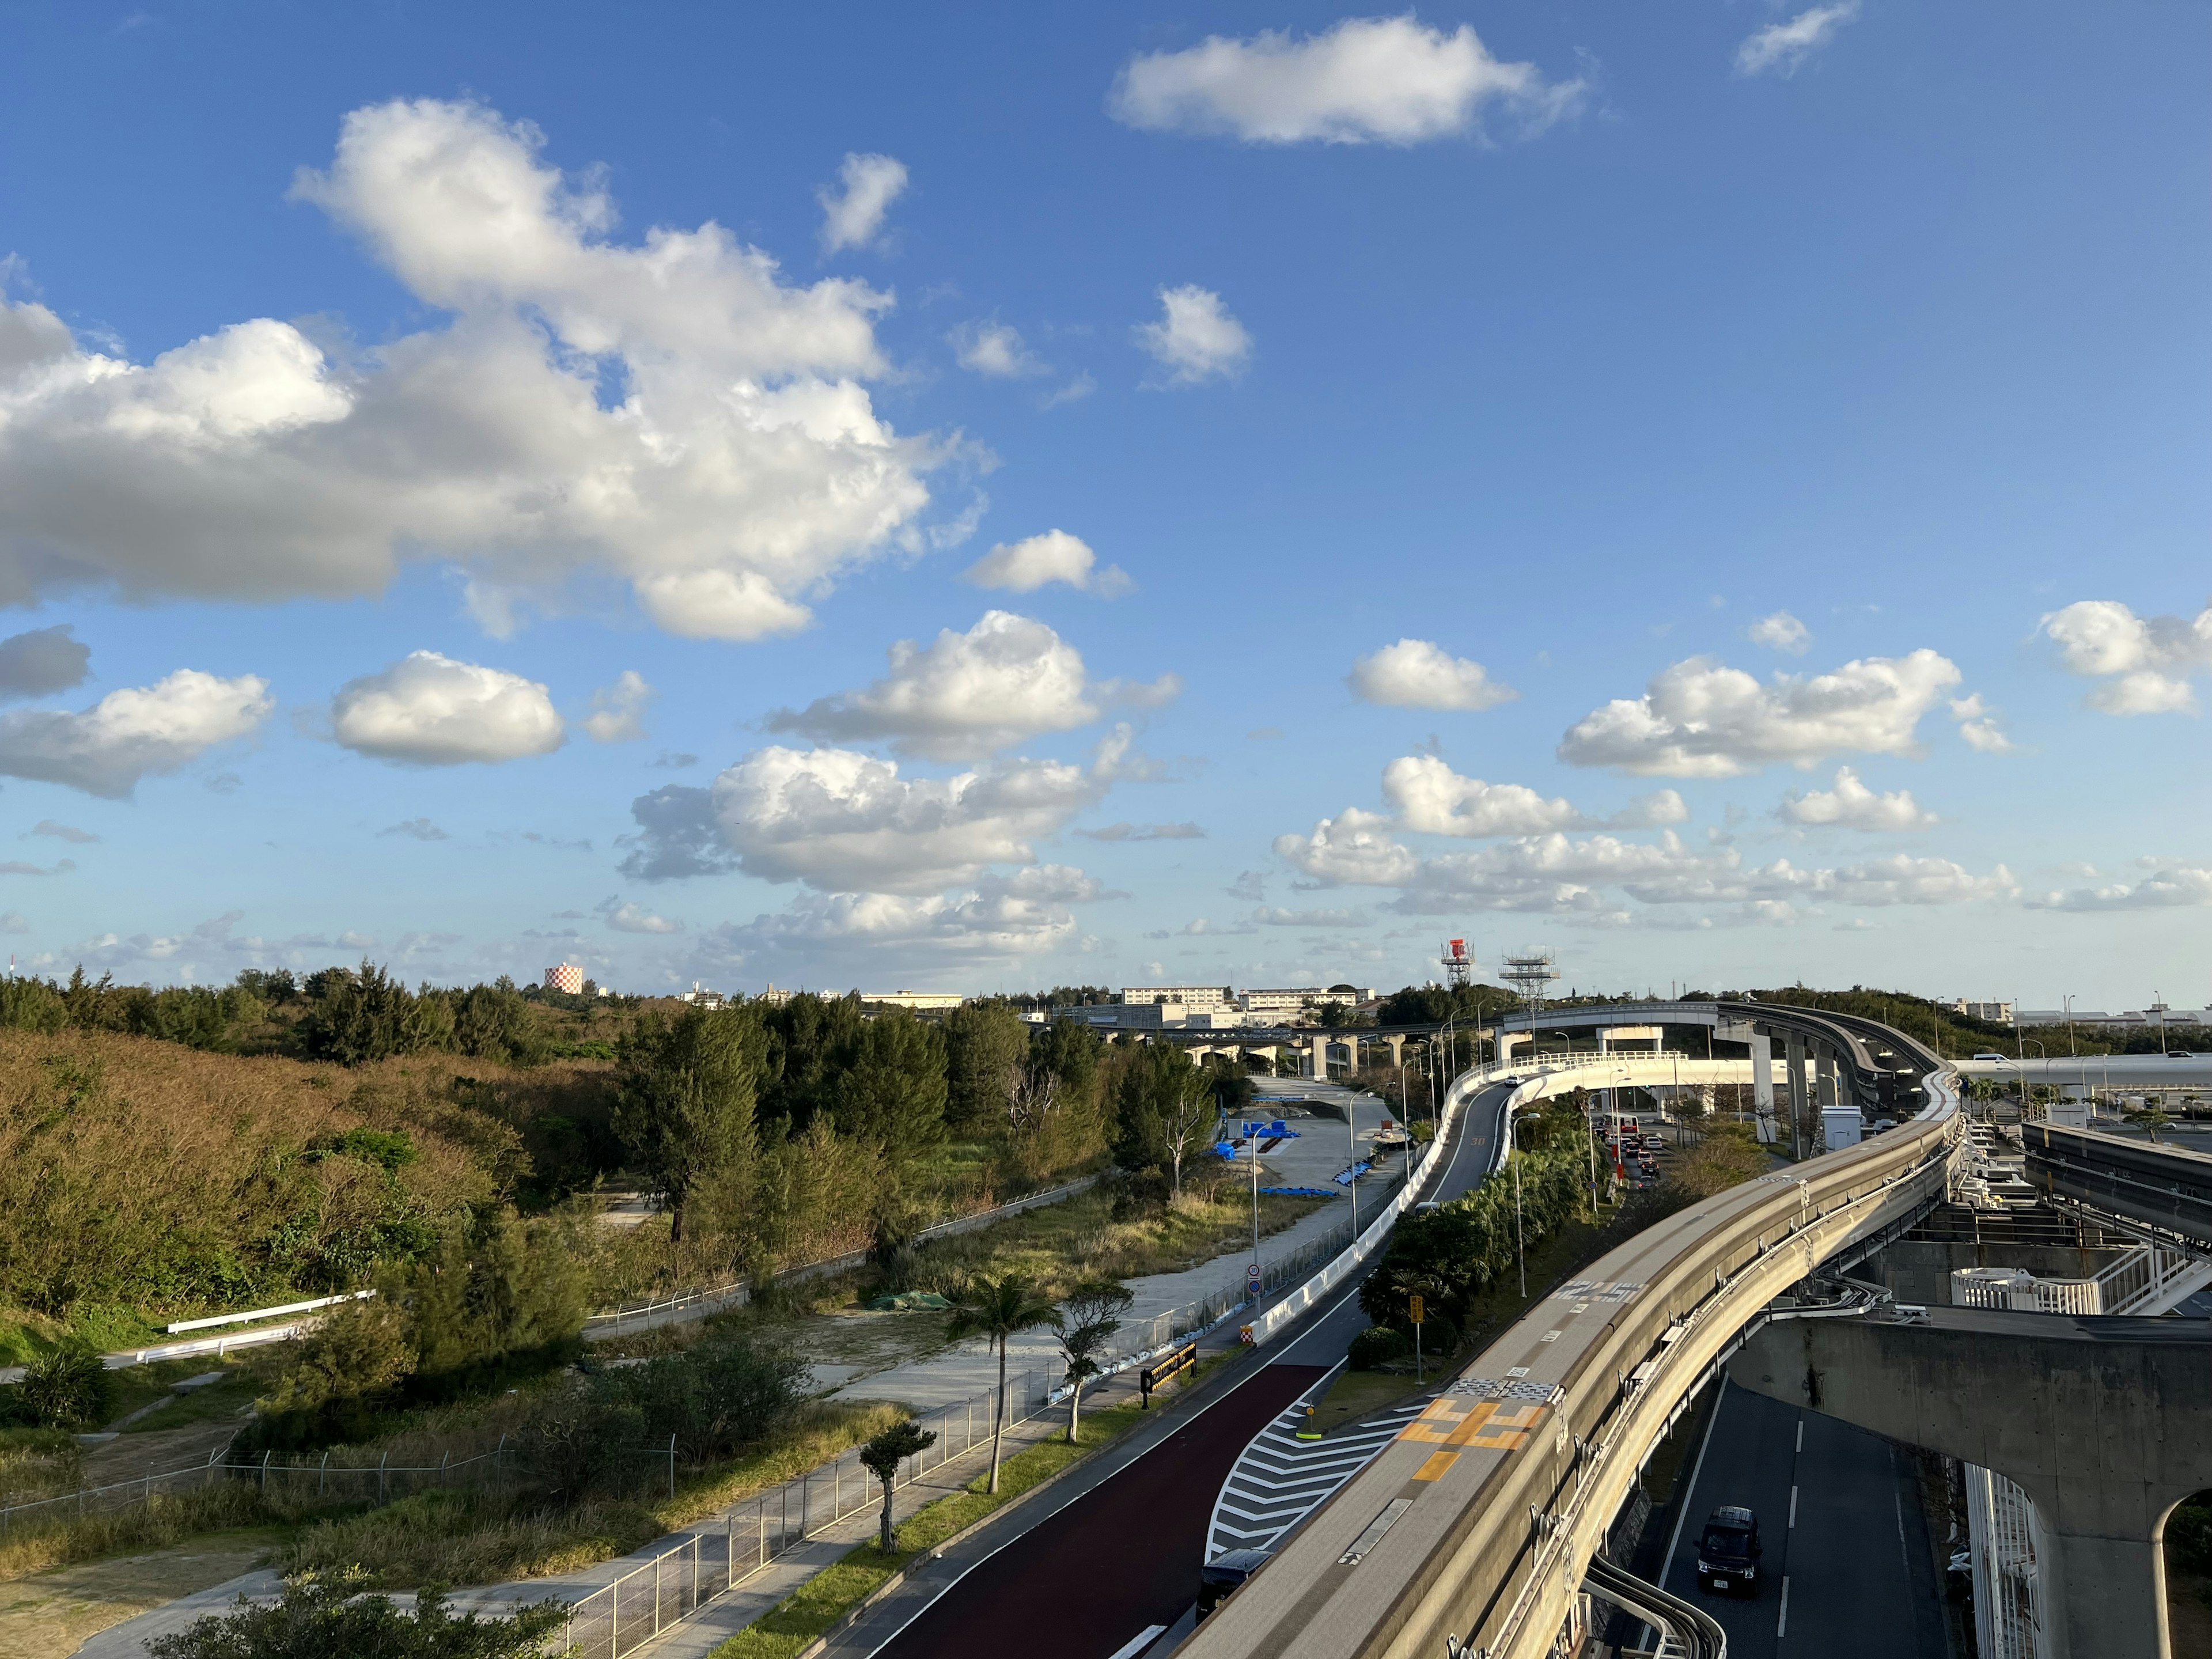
<box><xmin>1695</xmin><ymin>1505</ymin><xmax>1764</xmax><ymax>1596</ymax></box>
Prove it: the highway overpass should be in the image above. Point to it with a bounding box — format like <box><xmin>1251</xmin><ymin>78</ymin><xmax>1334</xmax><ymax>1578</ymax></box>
<box><xmin>1180</xmin><ymin>1001</ymin><xmax>1963</xmax><ymax>1659</ymax></box>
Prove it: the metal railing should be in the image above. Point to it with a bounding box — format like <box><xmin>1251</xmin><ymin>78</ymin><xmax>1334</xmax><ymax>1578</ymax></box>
<box><xmin>0</xmin><ymin>1441</ymin><xmax>520</xmax><ymax>1536</ymax></box>
<box><xmin>559</xmin><ymin>1365</ymin><xmax>1058</xmax><ymax>1659</ymax></box>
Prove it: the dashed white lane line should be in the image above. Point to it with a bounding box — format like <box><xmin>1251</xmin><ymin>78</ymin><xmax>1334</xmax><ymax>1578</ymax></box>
<box><xmin>1777</xmin><ymin>1575</ymin><xmax>1791</xmax><ymax>1639</ymax></box>
<box><xmin>1789</xmin><ymin>1484</ymin><xmax>1798</xmax><ymax>1528</ymax></box>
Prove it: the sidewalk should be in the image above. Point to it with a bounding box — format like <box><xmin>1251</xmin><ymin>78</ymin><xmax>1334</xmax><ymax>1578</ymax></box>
<box><xmin>823</xmin><ymin>1085</ymin><xmax>1404</xmax><ymax>1414</ymax></box>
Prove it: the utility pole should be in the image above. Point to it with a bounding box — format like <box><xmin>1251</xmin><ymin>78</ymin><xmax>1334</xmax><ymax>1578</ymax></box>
<box><xmin>1347</xmin><ymin>1098</ymin><xmax>1360</xmax><ymax>1235</ymax></box>
<box><xmin>1513</xmin><ymin>1157</ymin><xmax>1526</xmax><ymax>1299</ymax></box>
<box><xmin>1248</xmin><ymin>1118</ymin><xmax>1260</xmax><ymax>1295</ymax></box>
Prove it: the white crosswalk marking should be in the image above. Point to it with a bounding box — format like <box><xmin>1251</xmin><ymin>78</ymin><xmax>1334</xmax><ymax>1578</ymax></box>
<box><xmin>1206</xmin><ymin>1396</ymin><xmax>1433</xmax><ymax>1560</ymax></box>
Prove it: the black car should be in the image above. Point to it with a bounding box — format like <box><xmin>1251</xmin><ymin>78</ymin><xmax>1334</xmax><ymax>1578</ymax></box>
<box><xmin>1695</xmin><ymin>1505</ymin><xmax>1763</xmax><ymax>1596</ymax></box>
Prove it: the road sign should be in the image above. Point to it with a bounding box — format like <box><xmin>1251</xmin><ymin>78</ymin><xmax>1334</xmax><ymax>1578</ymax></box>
<box><xmin>1409</xmin><ymin>1294</ymin><xmax>1425</xmax><ymax>1326</ymax></box>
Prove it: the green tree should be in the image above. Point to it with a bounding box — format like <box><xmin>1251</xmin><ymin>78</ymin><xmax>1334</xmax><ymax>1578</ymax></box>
<box><xmin>946</xmin><ymin>1272</ymin><xmax>1061</xmax><ymax>1493</ymax></box>
<box><xmin>297</xmin><ymin>963</ymin><xmax>418</xmax><ymax>1066</ymax></box>
<box><xmin>945</xmin><ymin>1001</ymin><xmax>1031</xmax><ymax>1134</ymax></box>
<box><xmin>1111</xmin><ymin>1043</ymin><xmax>1213</xmax><ymax>1197</ymax></box>
<box><xmin>859</xmin><ymin>1418</ymin><xmax>940</xmax><ymax>1550</ymax></box>
<box><xmin>147</xmin><ymin>1572</ymin><xmax>565</xmax><ymax>1659</ymax></box>
<box><xmin>833</xmin><ymin>1011</ymin><xmax>950</xmax><ymax>1200</ymax></box>
<box><xmin>1054</xmin><ymin>1282</ymin><xmax>1133</xmax><ymax>1443</ymax></box>
<box><xmin>402</xmin><ymin>1209</ymin><xmax>587</xmax><ymax>1399</ymax></box>
<box><xmin>613</xmin><ymin>1005</ymin><xmax>766</xmax><ymax>1244</ymax></box>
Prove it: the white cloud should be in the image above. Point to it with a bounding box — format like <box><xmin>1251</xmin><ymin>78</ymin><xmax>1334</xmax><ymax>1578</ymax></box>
<box><xmin>1610</xmin><ymin>789</ymin><xmax>1690</xmax><ymax>828</ymax></box>
<box><xmin>584</xmin><ymin>670</ymin><xmax>654</xmax><ymax>744</ymax></box>
<box><xmin>2028</xmin><ymin>864</ymin><xmax>2212</xmax><ymax>911</ymax></box>
<box><xmin>1134</xmin><ymin>286</ymin><xmax>1251</xmax><ymax>385</ymax></box>
<box><xmin>622</xmin><ymin>745</ymin><xmax>1101</xmax><ymax>894</ymax></box>
<box><xmin>1110</xmin><ymin>15</ymin><xmax>1582</xmax><ymax>145</ymax></box>
<box><xmin>1747</xmin><ymin>611</ymin><xmax>1810</xmax><ymax>654</ymax></box>
<box><xmin>817</xmin><ymin>152</ymin><xmax>909</xmax><ymax>255</ymax></box>
<box><xmin>30</xmin><ymin>819</ymin><xmax>97</xmax><ymax>844</ymax></box>
<box><xmin>331</xmin><ymin>650</ymin><xmax>563</xmax><ymax>766</ymax></box>
<box><xmin>1948</xmin><ymin>694</ymin><xmax>2016</xmax><ymax>753</ymax></box>
<box><xmin>1348</xmin><ymin>638</ymin><xmax>1516</xmax><ymax>711</ymax></box>
<box><xmin>0</xmin><ymin>669</ymin><xmax>271</xmax><ymax>797</ymax></box>
<box><xmin>950</xmin><ymin>321</ymin><xmax>1044</xmax><ymax>379</ymax></box>
<box><xmin>769</xmin><ymin>611</ymin><xmax>1172</xmax><ymax>760</ymax></box>
<box><xmin>2040</xmin><ymin>599</ymin><xmax>2212</xmax><ymax>715</ymax></box>
<box><xmin>961</xmin><ymin>531</ymin><xmax>1131</xmax><ymax>597</ymax></box>
<box><xmin>1382</xmin><ymin>755</ymin><xmax>1578</xmax><ymax>838</ymax></box>
<box><xmin>1078</xmin><ymin>821</ymin><xmax>1205</xmax><ymax>843</ymax></box>
<box><xmin>1735</xmin><ymin>2</ymin><xmax>1860</xmax><ymax>78</ymax></box>
<box><xmin>1274</xmin><ymin>808</ymin><xmax>1420</xmax><ymax>887</ymax></box>
<box><xmin>1779</xmin><ymin>766</ymin><xmax>1937</xmax><ymax>831</ymax></box>
<box><xmin>1558</xmin><ymin>649</ymin><xmax>1960</xmax><ymax>777</ymax></box>
<box><xmin>600</xmin><ymin>897</ymin><xmax>681</xmax><ymax>934</ymax></box>
<box><xmin>1252</xmin><ymin>906</ymin><xmax>1370</xmax><ymax>927</ymax></box>
<box><xmin>380</xmin><ymin>817</ymin><xmax>449</xmax><ymax>841</ymax></box>
<box><xmin>706</xmin><ymin>865</ymin><xmax>1101</xmax><ymax>966</ymax></box>
<box><xmin>0</xmin><ymin>101</ymin><xmax>938</xmax><ymax>639</ymax></box>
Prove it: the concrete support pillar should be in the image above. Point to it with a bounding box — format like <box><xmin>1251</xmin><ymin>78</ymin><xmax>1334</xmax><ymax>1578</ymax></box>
<box><xmin>1783</xmin><ymin>1033</ymin><xmax>1809</xmax><ymax>1156</ymax></box>
<box><xmin>1730</xmin><ymin>1310</ymin><xmax>2212</xmax><ymax>1659</ymax></box>
<box><xmin>1749</xmin><ymin>1032</ymin><xmax>1778</xmax><ymax>1144</ymax></box>
<box><xmin>1498</xmin><ymin>1030</ymin><xmax>1532</xmax><ymax>1063</ymax></box>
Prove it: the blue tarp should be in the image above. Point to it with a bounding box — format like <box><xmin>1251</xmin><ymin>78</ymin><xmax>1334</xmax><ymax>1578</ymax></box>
<box><xmin>1259</xmin><ymin>1186</ymin><xmax>1339</xmax><ymax>1198</ymax></box>
<box><xmin>1332</xmin><ymin>1160</ymin><xmax>1374</xmax><ymax>1187</ymax></box>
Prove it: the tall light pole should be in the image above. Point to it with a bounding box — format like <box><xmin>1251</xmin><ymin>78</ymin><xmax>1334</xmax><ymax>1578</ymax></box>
<box><xmin>1347</xmin><ymin>1092</ymin><xmax>1361</xmax><ymax>1236</ymax></box>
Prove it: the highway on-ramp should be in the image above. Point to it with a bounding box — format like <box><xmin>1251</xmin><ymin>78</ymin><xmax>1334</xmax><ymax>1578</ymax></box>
<box><xmin>840</xmin><ymin>1079</ymin><xmax>1518</xmax><ymax>1659</ymax></box>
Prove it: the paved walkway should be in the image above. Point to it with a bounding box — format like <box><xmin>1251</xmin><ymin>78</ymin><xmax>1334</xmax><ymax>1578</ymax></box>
<box><xmin>825</xmin><ymin>1085</ymin><xmax>1407</xmax><ymax>1414</ymax></box>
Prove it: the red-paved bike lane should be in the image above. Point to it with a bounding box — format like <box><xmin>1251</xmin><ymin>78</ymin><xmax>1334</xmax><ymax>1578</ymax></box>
<box><xmin>876</xmin><ymin>1361</ymin><xmax>1329</xmax><ymax>1659</ymax></box>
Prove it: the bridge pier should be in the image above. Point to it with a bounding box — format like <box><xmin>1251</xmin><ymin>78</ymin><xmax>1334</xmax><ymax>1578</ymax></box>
<box><xmin>1749</xmin><ymin>1030</ymin><xmax>1779</xmax><ymax>1142</ymax></box>
<box><xmin>1729</xmin><ymin>1308</ymin><xmax>2212</xmax><ymax>1659</ymax></box>
<box><xmin>1783</xmin><ymin>1033</ymin><xmax>1810</xmax><ymax>1155</ymax></box>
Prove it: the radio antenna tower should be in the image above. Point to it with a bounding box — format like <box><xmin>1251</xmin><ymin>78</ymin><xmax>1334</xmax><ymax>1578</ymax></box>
<box><xmin>1439</xmin><ymin>938</ymin><xmax>1474</xmax><ymax>990</ymax></box>
<box><xmin>1499</xmin><ymin>949</ymin><xmax>1559</xmax><ymax>1020</ymax></box>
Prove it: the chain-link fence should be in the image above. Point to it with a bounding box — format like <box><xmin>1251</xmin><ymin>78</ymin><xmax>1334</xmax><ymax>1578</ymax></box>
<box><xmin>560</xmin><ymin>1366</ymin><xmax>1055</xmax><ymax>1659</ymax></box>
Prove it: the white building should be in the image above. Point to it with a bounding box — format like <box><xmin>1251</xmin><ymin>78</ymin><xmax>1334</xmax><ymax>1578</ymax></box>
<box><xmin>544</xmin><ymin>964</ymin><xmax>584</xmax><ymax>995</ymax></box>
<box><xmin>680</xmin><ymin>983</ymin><xmax>728</xmax><ymax>1011</ymax></box>
<box><xmin>1238</xmin><ymin>986</ymin><xmax>1376</xmax><ymax>1022</ymax></box>
<box><xmin>1951</xmin><ymin>999</ymin><xmax>2016</xmax><ymax>1024</ymax></box>
<box><xmin>863</xmin><ymin>990</ymin><xmax>964</xmax><ymax>1011</ymax></box>
<box><xmin>1122</xmin><ymin>985</ymin><xmax>1234</xmax><ymax>1010</ymax></box>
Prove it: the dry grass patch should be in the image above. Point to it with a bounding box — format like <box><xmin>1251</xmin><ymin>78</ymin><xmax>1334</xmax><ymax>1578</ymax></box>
<box><xmin>0</xmin><ymin>1531</ymin><xmax>281</xmax><ymax>1659</ymax></box>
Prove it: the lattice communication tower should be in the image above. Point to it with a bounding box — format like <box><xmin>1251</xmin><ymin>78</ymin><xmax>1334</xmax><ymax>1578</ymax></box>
<box><xmin>1439</xmin><ymin>938</ymin><xmax>1474</xmax><ymax>990</ymax></box>
<box><xmin>1499</xmin><ymin>949</ymin><xmax>1559</xmax><ymax>1019</ymax></box>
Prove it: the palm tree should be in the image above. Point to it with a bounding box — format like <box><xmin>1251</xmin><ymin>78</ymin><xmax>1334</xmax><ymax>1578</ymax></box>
<box><xmin>946</xmin><ymin>1272</ymin><xmax>1062</xmax><ymax>1492</ymax></box>
<box><xmin>859</xmin><ymin>1418</ymin><xmax>938</xmax><ymax>1551</ymax></box>
<box><xmin>1054</xmin><ymin>1282</ymin><xmax>1135</xmax><ymax>1444</ymax></box>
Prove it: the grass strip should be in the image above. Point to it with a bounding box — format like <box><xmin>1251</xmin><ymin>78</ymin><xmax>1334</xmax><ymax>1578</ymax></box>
<box><xmin>710</xmin><ymin>1399</ymin><xmax>1153</xmax><ymax>1659</ymax></box>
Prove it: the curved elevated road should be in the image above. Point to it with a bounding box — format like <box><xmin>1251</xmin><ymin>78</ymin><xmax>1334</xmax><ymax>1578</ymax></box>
<box><xmin>858</xmin><ymin>1073</ymin><xmax>1517</xmax><ymax>1659</ymax></box>
<box><xmin>1181</xmin><ymin>1002</ymin><xmax>1962</xmax><ymax>1659</ymax></box>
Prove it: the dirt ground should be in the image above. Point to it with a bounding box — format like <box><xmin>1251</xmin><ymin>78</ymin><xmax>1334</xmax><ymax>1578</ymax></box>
<box><xmin>80</xmin><ymin>1419</ymin><xmax>244</xmax><ymax>1488</ymax></box>
<box><xmin>2171</xmin><ymin>1571</ymin><xmax>2212</xmax><ymax>1656</ymax></box>
<box><xmin>0</xmin><ymin>1532</ymin><xmax>277</xmax><ymax>1659</ymax></box>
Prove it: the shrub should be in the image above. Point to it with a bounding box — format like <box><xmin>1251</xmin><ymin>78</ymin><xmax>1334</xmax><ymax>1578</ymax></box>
<box><xmin>590</xmin><ymin>1330</ymin><xmax>808</xmax><ymax>1468</ymax></box>
<box><xmin>256</xmin><ymin>1297</ymin><xmax>418</xmax><ymax>1445</ymax></box>
<box><xmin>1349</xmin><ymin>1326</ymin><xmax>1411</xmax><ymax>1370</ymax></box>
<box><xmin>147</xmin><ymin>1570</ymin><xmax>565</xmax><ymax>1659</ymax></box>
<box><xmin>2169</xmin><ymin>1499</ymin><xmax>2212</xmax><ymax>1575</ymax></box>
<box><xmin>17</xmin><ymin>1344</ymin><xmax>111</xmax><ymax>1429</ymax></box>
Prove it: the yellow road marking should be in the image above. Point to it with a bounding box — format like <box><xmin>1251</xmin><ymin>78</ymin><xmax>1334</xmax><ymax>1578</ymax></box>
<box><xmin>1413</xmin><ymin>1450</ymin><xmax>1460</xmax><ymax>1482</ymax></box>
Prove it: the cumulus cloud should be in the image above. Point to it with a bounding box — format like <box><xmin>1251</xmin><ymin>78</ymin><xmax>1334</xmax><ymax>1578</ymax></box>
<box><xmin>1779</xmin><ymin>767</ymin><xmax>1937</xmax><ymax>831</ymax></box>
<box><xmin>0</xmin><ymin>626</ymin><xmax>90</xmax><ymax>700</ymax></box>
<box><xmin>1747</xmin><ymin>611</ymin><xmax>1810</xmax><ymax>654</ymax></box>
<box><xmin>0</xmin><ymin>100</ymin><xmax>938</xmax><ymax>639</ymax></box>
<box><xmin>1078</xmin><ymin>821</ymin><xmax>1205</xmax><ymax>842</ymax></box>
<box><xmin>0</xmin><ymin>669</ymin><xmax>271</xmax><ymax>797</ymax></box>
<box><xmin>1736</xmin><ymin>3</ymin><xmax>1860</xmax><ymax>78</ymax></box>
<box><xmin>29</xmin><ymin>819</ymin><xmax>97</xmax><ymax>844</ymax></box>
<box><xmin>1348</xmin><ymin>638</ymin><xmax>1515</xmax><ymax>711</ymax></box>
<box><xmin>1134</xmin><ymin>286</ymin><xmax>1251</xmax><ymax>385</ymax></box>
<box><xmin>1382</xmin><ymin>755</ymin><xmax>1578</xmax><ymax>838</ymax></box>
<box><xmin>1274</xmin><ymin>808</ymin><xmax>1421</xmax><ymax>887</ymax></box>
<box><xmin>1948</xmin><ymin>694</ymin><xmax>2016</xmax><ymax>753</ymax></box>
<box><xmin>817</xmin><ymin>151</ymin><xmax>909</xmax><ymax>254</ymax></box>
<box><xmin>1558</xmin><ymin>649</ymin><xmax>1960</xmax><ymax>777</ymax></box>
<box><xmin>768</xmin><ymin>611</ymin><xmax>1172</xmax><ymax>760</ymax></box>
<box><xmin>584</xmin><ymin>670</ymin><xmax>654</xmax><ymax>744</ymax></box>
<box><xmin>331</xmin><ymin>651</ymin><xmax>563</xmax><ymax>766</ymax></box>
<box><xmin>2029</xmin><ymin>863</ymin><xmax>2212</xmax><ymax>911</ymax></box>
<box><xmin>1609</xmin><ymin>790</ymin><xmax>1690</xmax><ymax>829</ymax></box>
<box><xmin>961</xmin><ymin>531</ymin><xmax>1131</xmax><ymax>597</ymax></box>
<box><xmin>950</xmin><ymin>321</ymin><xmax>1044</xmax><ymax>378</ymax></box>
<box><xmin>705</xmin><ymin>865</ymin><xmax>1101</xmax><ymax>967</ymax></box>
<box><xmin>600</xmin><ymin>897</ymin><xmax>681</xmax><ymax>934</ymax></box>
<box><xmin>621</xmin><ymin>745</ymin><xmax>1101</xmax><ymax>893</ymax></box>
<box><xmin>2040</xmin><ymin>599</ymin><xmax>2212</xmax><ymax>715</ymax></box>
<box><xmin>1110</xmin><ymin>15</ymin><xmax>1582</xmax><ymax>145</ymax></box>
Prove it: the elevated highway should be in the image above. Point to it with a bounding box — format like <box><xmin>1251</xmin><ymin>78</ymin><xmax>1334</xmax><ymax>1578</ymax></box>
<box><xmin>1180</xmin><ymin>1002</ymin><xmax>1963</xmax><ymax>1659</ymax></box>
<box><xmin>2024</xmin><ymin>1120</ymin><xmax>2212</xmax><ymax>1248</ymax></box>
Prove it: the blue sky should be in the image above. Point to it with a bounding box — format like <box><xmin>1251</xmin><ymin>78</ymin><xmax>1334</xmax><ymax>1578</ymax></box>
<box><xmin>0</xmin><ymin>2</ymin><xmax>2205</xmax><ymax>1008</ymax></box>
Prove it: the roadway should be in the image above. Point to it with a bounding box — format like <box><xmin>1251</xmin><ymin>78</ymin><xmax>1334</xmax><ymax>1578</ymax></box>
<box><xmin>836</xmin><ymin>1077</ymin><xmax>1518</xmax><ymax>1659</ymax></box>
<box><xmin>1653</xmin><ymin>1379</ymin><xmax>1949</xmax><ymax>1659</ymax></box>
